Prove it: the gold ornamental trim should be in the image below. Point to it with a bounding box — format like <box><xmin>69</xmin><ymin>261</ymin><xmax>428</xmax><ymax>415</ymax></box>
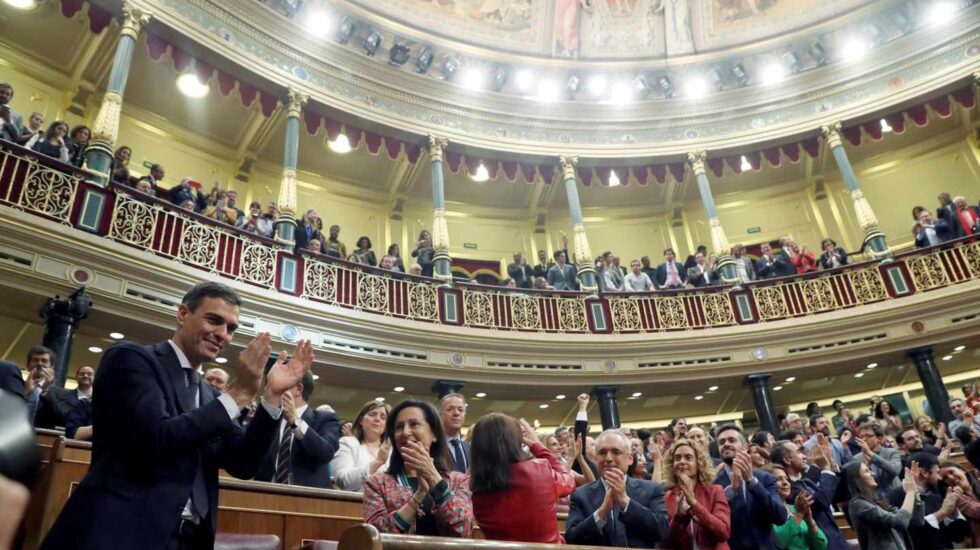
<box><xmin>278</xmin><ymin>168</ymin><xmax>297</xmax><ymax>214</ymax></box>
<box><xmin>91</xmin><ymin>91</ymin><xmax>123</xmax><ymax>144</ymax></box>
<box><xmin>120</xmin><ymin>2</ymin><xmax>152</xmax><ymax>40</ymax></box>
<box><xmin>559</xmin><ymin>155</ymin><xmax>578</xmax><ymax>182</ymax></box>
<box><xmin>820</xmin><ymin>121</ymin><xmax>844</xmax><ymax>150</ymax></box>
<box><xmin>686</xmin><ymin>150</ymin><xmax>707</xmax><ymax>177</ymax></box>
<box><xmin>708</xmin><ymin>217</ymin><xmax>731</xmax><ymax>257</ymax></box>
<box><xmin>850</xmin><ymin>189</ymin><xmax>879</xmax><ymax>231</ymax></box>
<box><xmin>427</xmin><ymin>135</ymin><xmax>448</xmax><ymax>163</ymax></box>
<box><xmin>286</xmin><ymin>89</ymin><xmax>309</xmax><ymax>119</ymax></box>
<box><xmin>431</xmin><ymin>207</ymin><xmax>450</xmax><ymax>252</ymax></box>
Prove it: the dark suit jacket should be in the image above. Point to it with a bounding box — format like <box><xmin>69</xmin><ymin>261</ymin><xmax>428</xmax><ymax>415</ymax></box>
<box><xmin>819</xmin><ymin>247</ymin><xmax>849</xmax><ymax>269</ymax></box>
<box><xmin>256</xmin><ymin>406</ymin><xmax>340</xmax><ymax>489</ymax></box>
<box><xmin>654</xmin><ymin>261</ymin><xmax>687</xmax><ymax>288</ymax></box>
<box><xmin>915</xmin><ymin>220</ymin><xmax>955</xmax><ymax>248</ymax></box>
<box><xmin>294</xmin><ymin>222</ymin><xmax>322</xmax><ymax>253</ymax></box>
<box><xmin>167</xmin><ymin>183</ymin><xmax>208</xmax><ymax>212</ymax></box>
<box><xmin>41</xmin><ymin>341</ymin><xmax>279</xmax><ymax>550</ymax></box>
<box><xmin>565</xmin><ymin>477</ymin><xmax>669</xmax><ymax>547</ymax></box>
<box><xmin>449</xmin><ymin>438</ymin><xmax>471</xmax><ymax>473</ymax></box>
<box><xmin>0</xmin><ymin>360</ymin><xmax>24</xmax><ymax>399</ymax></box>
<box><xmin>756</xmin><ymin>253</ymin><xmax>795</xmax><ymax>279</ymax></box>
<box><xmin>686</xmin><ymin>265</ymin><xmax>718</xmax><ymax>288</ymax></box>
<box><xmin>714</xmin><ymin>468</ymin><xmax>787</xmax><ymax>550</ymax></box>
<box><xmin>789</xmin><ymin>470</ymin><xmax>850</xmax><ymax>550</ymax></box>
<box><xmin>34</xmin><ymin>386</ymin><xmax>79</xmax><ymax>430</ymax></box>
<box><xmin>888</xmin><ymin>485</ymin><xmax>966</xmax><ymax>549</ymax></box>
<box><xmin>65</xmin><ymin>397</ymin><xmax>93</xmax><ymax>439</ymax></box>
<box><xmin>507</xmin><ymin>262</ymin><xmax>533</xmax><ymax>288</ymax></box>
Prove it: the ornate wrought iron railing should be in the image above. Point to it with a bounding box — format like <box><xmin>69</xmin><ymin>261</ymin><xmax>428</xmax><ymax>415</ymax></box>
<box><xmin>1</xmin><ymin>140</ymin><xmax>977</xmax><ymax>334</ymax></box>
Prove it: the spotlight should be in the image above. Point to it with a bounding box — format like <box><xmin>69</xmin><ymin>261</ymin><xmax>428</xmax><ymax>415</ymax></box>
<box><xmin>475</xmin><ymin>392</ymin><xmax>487</xmax><ymax>397</ymax></box>
<box><xmin>535</xmin><ymin>79</ymin><xmax>560</xmax><ymax>102</ymax></box>
<box><xmin>364</xmin><ymin>31</ymin><xmax>382</xmax><ymax>56</ymax></box>
<box><xmin>632</xmin><ymin>392</ymin><xmax>642</xmax><ymax>397</ymax></box>
<box><xmin>630</xmin><ymin>75</ymin><xmax>651</xmax><ymax>98</ymax></box>
<box><xmin>389</xmin><ymin>42</ymin><xmax>411</xmax><ymax>66</ymax></box>
<box><xmin>337</xmin><ymin>17</ymin><xmax>354</xmax><ymax>44</ymax></box>
<box><xmin>539</xmin><ymin>403</ymin><xmax>549</xmax><ymax>409</ymax></box>
<box><xmin>514</xmin><ymin>69</ymin><xmax>534</xmax><ymax>93</ymax></box>
<box><xmin>393</xmin><ymin>386</ymin><xmax>405</xmax><ymax>392</ymax></box>
<box><xmin>215</xmin><ymin>357</ymin><xmax>228</xmax><ymax>364</ymax></box>
<box><xmin>866</xmin><ymin>362</ymin><xmax>878</xmax><ymax>369</ymax></box>
<box><xmin>471</xmin><ymin>163</ymin><xmax>490</xmax><ymax>182</ymax></box>
<box><xmin>840</xmin><ymin>38</ymin><xmax>869</xmax><ymax>61</ymax></box>
<box><xmin>943</xmin><ymin>355</ymin><xmax>953</xmax><ymax>361</ymax></box>
<box><xmin>490</xmin><ymin>66</ymin><xmax>508</xmax><ymax>91</ymax></box>
<box><xmin>955</xmin><ymin>345</ymin><xmax>967</xmax><ymax>352</ymax></box>
<box><xmin>782</xmin><ymin>51</ymin><xmax>802</xmax><ymax>73</ymax></box>
<box><xmin>461</xmin><ymin>68</ymin><xmax>485</xmax><ymax>90</ymax></box>
<box><xmin>684</xmin><ymin>76</ymin><xmax>709</xmax><ymax>99</ymax></box>
<box><xmin>566</xmin><ymin>75</ymin><xmax>581</xmax><ymax>98</ymax></box>
<box><xmin>176</xmin><ymin>74</ymin><xmax>209</xmax><ymax>98</ymax></box>
<box><xmin>88</xmin><ymin>346</ymin><xmax>103</xmax><ymax>353</ymax></box>
<box><xmin>4</xmin><ymin>0</ymin><xmax>39</xmax><ymax>9</ymax></box>
<box><xmin>773</xmin><ymin>386</ymin><xmax>783</xmax><ymax>391</ymax></box>
<box><xmin>587</xmin><ymin>75</ymin><xmax>608</xmax><ymax>97</ymax></box>
<box><xmin>375</xmin><ymin>396</ymin><xmax>385</xmax><ymax>402</ymax></box>
<box><xmin>740</xmin><ymin>155</ymin><xmax>751</xmax><ymax>171</ymax></box>
<box><xmin>880</xmin><ymin>119</ymin><xmax>893</xmax><ymax>133</ymax></box>
<box><xmin>608</xmin><ymin>170</ymin><xmax>621</xmax><ymax>187</ymax></box>
<box><xmin>442</xmin><ymin>56</ymin><xmax>460</xmax><ymax>80</ymax></box>
<box><xmin>854</xmin><ymin>372</ymin><xmax>865</xmax><ymax>378</ymax></box>
<box><xmin>416</xmin><ymin>47</ymin><xmax>434</xmax><ymax>74</ymax></box>
<box><xmin>328</xmin><ymin>134</ymin><xmax>352</xmax><ymax>154</ymax></box>
<box><xmin>785</xmin><ymin>376</ymin><xmax>796</xmax><ymax>382</ymax></box>
<box><xmin>731</xmin><ymin>64</ymin><xmax>749</xmax><ymax>86</ymax></box>
<box><xmin>556</xmin><ymin>394</ymin><xmax>566</xmax><ymax>400</ymax></box>
<box><xmin>760</xmin><ymin>63</ymin><xmax>787</xmax><ymax>85</ymax></box>
<box><xmin>656</xmin><ymin>75</ymin><xmax>673</xmax><ymax>98</ymax></box>
<box><xmin>694</xmin><ymin>395</ymin><xmax>704</xmax><ymax>400</ymax></box>
<box><xmin>109</xmin><ymin>332</ymin><xmax>125</xmax><ymax>339</ymax></box>
<box><xmin>304</xmin><ymin>10</ymin><xmax>332</xmax><ymax>35</ymax></box>
<box><xmin>708</xmin><ymin>386</ymin><xmax>719</xmax><ymax>391</ymax></box>
<box><xmin>927</xmin><ymin>2</ymin><xmax>956</xmax><ymax>26</ymax></box>
<box><xmin>610</xmin><ymin>82</ymin><xmax>632</xmax><ymax>104</ymax></box>
<box><xmin>808</xmin><ymin>42</ymin><xmax>828</xmax><ymax>65</ymax></box>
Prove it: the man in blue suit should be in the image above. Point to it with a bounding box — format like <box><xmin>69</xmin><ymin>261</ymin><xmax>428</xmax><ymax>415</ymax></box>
<box><xmin>771</xmin><ymin>439</ymin><xmax>850</xmax><ymax>550</ymax></box>
<box><xmin>566</xmin><ymin>429</ymin><xmax>669</xmax><ymax>547</ymax></box>
<box><xmin>547</xmin><ymin>250</ymin><xmax>578</xmax><ymax>291</ymax></box>
<box><xmin>41</xmin><ymin>282</ymin><xmax>315</xmax><ymax>550</ymax></box>
<box><xmin>654</xmin><ymin>248</ymin><xmax>687</xmax><ymax>289</ymax></box>
<box><xmin>440</xmin><ymin>393</ymin><xmax>470</xmax><ymax>473</ymax></box>
<box><xmin>713</xmin><ymin>425</ymin><xmax>787</xmax><ymax>550</ymax></box>
<box><xmin>255</xmin><ymin>371</ymin><xmax>340</xmax><ymax>489</ymax></box>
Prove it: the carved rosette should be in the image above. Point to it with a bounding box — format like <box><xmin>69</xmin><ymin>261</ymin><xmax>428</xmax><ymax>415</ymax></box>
<box><xmin>408</xmin><ymin>283</ymin><xmax>438</xmax><ymax>320</ymax></box>
<box><xmin>431</xmin><ymin>208</ymin><xmax>450</xmax><ymax>252</ymax></box>
<box><xmin>239</xmin><ymin>243</ymin><xmax>276</xmax><ymax>287</ymax></box>
<box><xmin>850</xmin><ymin>189</ymin><xmax>880</xmax><ymax>231</ymax></box>
<box><xmin>572</xmin><ymin>223</ymin><xmax>592</xmax><ymax>268</ymax></box>
<box><xmin>610</xmin><ymin>299</ymin><xmax>642</xmax><ymax>332</ymax></box>
<box><xmin>303</xmin><ymin>259</ymin><xmax>338</xmax><ymax>301</ymax></box>
<box><xmin>286</xmin><ymin>89</ymin><xmax>308</xmax><ymax>120</ymax></box>
<box><xmin>708</xmin><ymin>217</ymin><xmax>731</xmax><ymax>258</ymax></box>
<box><xmin>701</xmin><ymin>293</ymin><xmax>734</xmax><ymax>326</ymax></box>
<box><xmin>556</xmin><ymin>298</ymin><xmax>587</xmax><ymax>332</ymax></box>
<box><xmin>820</xmin><ymin>122</ymin><xmax>844</xmax><ymax>150</ymax></box>
<box><xmin>120</xmin><ymin>3</ymin><xmax>152</xmax><ymax>40</ymax></box>
<box><xmin>427</xmin><ymin>135</ymin><xmax>448</xmax><ymax>163</ymax></box>
<box><xmin>656</xmin><ymin>297</ymin><xmax>688</xmax><ymax>329</ymax></box>
<box><xmin>753</xmin><ymin>285</ymin><xmax>789</xmax><ymax>320</ymax></box>
<box><xmin>109</xmin><ymin>194</ymin><xmax>156</xmax><ymax>246</ymax></box>
<box><xmin>686</xmin><ymin>150</ymin><xmax>707</xmax><ymax>177</ymax></box>
<box><xmin>463</xmin><ymin>291</ymin><xmax>493</xmax><ymax>327</ymax></box>
<box><xmin>800</xmin><ymin>278</ymin><xmax>837</xmax><ymax>312</ymax></box>
<box><xmin>91</xmin><ymin>91</ymin><xmax>123</xmax><ymax>144</ymax></box>
<box><xmin>559</xmin><ymin>155</ymin><xmax>578</xmax><ymax>182</ymax></box>
<box><xmin>179</xmin><ymin>222</ymin><xmax>218</xmax><ymax>268</ymax></box>
<box><xmin>357</xmin><ymin>274</ymin><xmax>389</xmax><ymax>312</ymax></box>
<box><xmin>277</xmin><ymin>168</ymin><xmax>298</xmax><ymax>216</ymax></box>
<box><xmin>511</xmin><ymin>295</ymin><xmax>541</xmax><ymax>330</ymax></box>
<box><xmin>19</xmin><ymin>164</ymin><xmax>78</xmax><ymax>222</ymax></box>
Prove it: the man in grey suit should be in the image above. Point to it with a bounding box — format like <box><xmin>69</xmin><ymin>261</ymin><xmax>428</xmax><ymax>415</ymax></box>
<box><xmin>0</xmin><ymin>83</ymin><xmax>25</xmax><ymax>143</ymax></box>
<box><xmin>732</xmin><ymin>244</ymin><xmax>755</xmax><ymax>284</ymax></box>
<box><xmin>547</xmin><ymin>250</ymin><xmax>577</xmax><ymax>290</ymax></box>
<box><xmin>598</xmin><ymin>252</ymin><xmax>625</xmax><ymax>292</ymax></box>
<box><xmin>851</xmin><ymin>423</ymin><xmax>902</xmax><ymax>498</ymax></box>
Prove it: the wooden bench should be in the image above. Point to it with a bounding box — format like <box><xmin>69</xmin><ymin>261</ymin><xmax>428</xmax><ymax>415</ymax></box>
<box><xmin>337</xmin><ymin>523</ymin><xmax>613</xmax><ymax>550</ymax></box>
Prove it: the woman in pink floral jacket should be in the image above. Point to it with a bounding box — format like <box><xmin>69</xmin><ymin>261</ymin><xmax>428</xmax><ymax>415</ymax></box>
<box><xmin>363</xmin><ymin>400</ymin><xmax>473</xmax><ymax>538</ymax></box>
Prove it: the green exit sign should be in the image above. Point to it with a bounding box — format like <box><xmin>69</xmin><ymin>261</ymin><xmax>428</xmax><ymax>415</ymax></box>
<box><xmin>463</xmin><ymin>242</ymin><xmax>477</xmax><ymax>249</ymax></box>
<box><xmin>142</xmin><ymin>160</ymin><xmax>155</xmax><ymax>169</ymax></box>
<box><xmin>747</xmin><ymin>226</ymin><xmax>761</xmax><ymax>234</ymax></box>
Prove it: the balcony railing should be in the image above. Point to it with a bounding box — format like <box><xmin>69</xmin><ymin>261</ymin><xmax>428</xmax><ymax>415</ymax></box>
<box><xmin>1</xmin><ymin>140</ymin><xmax>978</xmax><ymax>335</ymax></box>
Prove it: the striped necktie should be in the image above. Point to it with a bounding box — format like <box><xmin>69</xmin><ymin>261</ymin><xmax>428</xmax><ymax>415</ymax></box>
<box><xmin>275</xmin><ymin>426</ymin><xmax>293</xmax><ymax>484</ymax></box>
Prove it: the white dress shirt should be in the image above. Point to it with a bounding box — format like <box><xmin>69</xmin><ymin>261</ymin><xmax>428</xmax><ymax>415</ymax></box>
<box><xmin>330</xmin><ymin>435</ymin><xmax>390</xmax><ymax>492</ymax></box>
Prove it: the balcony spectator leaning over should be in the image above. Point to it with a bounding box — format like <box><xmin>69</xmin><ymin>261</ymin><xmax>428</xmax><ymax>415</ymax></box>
<box><xmin>914</xmin><ymin>209</ymin><xmax>954</xmax><ymax>248</ymax></box>
<box><xmin>331</xmin><ymin>400</ymin><xmax>391</xmax><ymax>492</ymax></box>
<box><xmin>203</xmin><ymin>191</ymin><xmax>239</xmax><ymax>226</ymax></box>
<box><xmin>952</xmin><ymin>196</ymin><xmax>980</xmax><ymax>237</ymax></box>
<box><xmin>17</xmin><ymin>111</ymin><xmax>43</xmax><ymax>145</ymax></box>
<box><xmin>168</xmin><ymin>174</ymin><xmax>208</xmax><ymax>212</ymax></box>
<box><xmin>412</xmin><ymin>230</ymin><xmax>435</xmax><ymax>277</ymax></box>
<box><xmin>532</xmin><ymin>249</ymin><xmax>553</xmax><ymax>279</ymax></box>
<box><xmin>353</xmin><ymin>236</ymin><xmax>377</xmax><ymax>266</ymax></box>
<box><xmin>110</xmin><ymin>146</ymin><xmax>132</xmax><ymax>185</ymax></box>
<box><xmin>385</xmin><ymin>243</ymin><xmax>406</xmax><ymax>272</ymax></box>
<box><xmin>818</xmin><ymin>239</ymin><xmax>848</xmax><ymax>270</ymax></box>
<box><xmin>565</xmin><ymin>429</ymin><xmax>669</xmax><ymax>547</ymax></box>
<box><xmin>507</xmin><ymin>252</ymin><xmax>533</xmax><ymax>289</ymax></box>
<box><xmin>684</xmin><ymin>244</ymin><xmax>707</xmax><ymax>271</ymax></box>
<box><xmin>470</xmin><ymin>414</ymin><xmax>576</xmax><ymax>543</ymax></box>
<box><xmin>363</xmin><ymin>400</ymin><xmax>474</xmax><ymax>537</ymax></box>
<box><xmin>937</xmin><ymin>192</ymin><xmax>956</xmax><ymax>225</ymax></box>
<box><xmin>255</xmin><ymin>370</ymin><xmax>340</xmax><ymax>489</ymax></box>
<box><xmin>655</xmin><ymin>248</ymin><xmax>687</xmax><ymax>289</ymax></box>
<box><xmin>756</xmin><ymin>243</ymin><xmax>793</xmax><ymax>279</ymax></box>
<box><xmin>731</xmin><ymin>244</ymin><xmax>755</xmax><ymax>285</ymax></box>
<box><xmin>0</xmin><ymin>83</ymin><xmax>24</xmax><ymax>142</ymax></box>
<box><xmin>66</xmin><ymin>125</ymin><xmax>90</xmax><ymax>167</ymax></box>
<box><xmin>640</xmin><ymin>256</ymin><xmax>658</xmax><ymax>282</ymax></box>
<box><xmin>625</xmin><ymin>259</ymin><xmax>655</xmax><ymax>291</ymax></box>
<box><xmin>25</xmin><ymin>120</ymin><xmax>70</xmax><ymax>163</ymax></box>
<box><xmin>40</xmin><ymin>282</ymin><xmax>314</xmax><ymax>550</ymax></box>
<box><xmin>599</xmin><ymin>251</ymin><xmax>626</xmax><ymax>292</ymax></box>
<box><xmin>294</xmin><ymin>209</ymin><xmax>321</xmax><ymax>253</ymax></box>
<box><xmin>548</xmin><ymin>249</ymin><xmax>577</xmax><ymax>290</ymax></box>
<box><xmin>323</xmin><ymin>224</ymin><xmax>347</xmax><ymax>258</ymax></box>
<box><xmin>687</xmin><ymin>252</ymin><xmax>718</xmax><ymax>288</ymax></box>
<box><xmin>781</xmin><ymin>237</ymin><xmax>817</xmax><ymax>274</ymax></box>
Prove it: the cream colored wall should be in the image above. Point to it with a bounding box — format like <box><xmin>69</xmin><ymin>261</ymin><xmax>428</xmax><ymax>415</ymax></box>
<box><xmin>0</xmin><ymin>60</ymin><xmax>86</xmax><ymax>132</ymax></box>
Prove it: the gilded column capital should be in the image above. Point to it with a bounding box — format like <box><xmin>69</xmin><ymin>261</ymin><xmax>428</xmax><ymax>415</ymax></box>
<box><xmin>120</xmin><ymin>3</ymin><xmax>152</xmax><ymax>40</ymax></box>
<box><xmin>559</xmin><ymin>155</ymin><xmax>578</xmax><ymax>181</ymax></box>
<box><xmin>427</xmin><ymin>135</ymin><xmax>448</xmax><ymax>163</ymax></box>
<box><xmin>686</xmin><ymin>150</ymin><xmax>707</xmax><ymax>177</ymax></box>
<box><xmin>820</xmin><ymin>121</ymin><xmax>844</xmax><ymax>150</ymax></box>
<box><xmin>286</xmin><ymin>89</ymin><xmax>308</xmax><ymax>119</ymax></box>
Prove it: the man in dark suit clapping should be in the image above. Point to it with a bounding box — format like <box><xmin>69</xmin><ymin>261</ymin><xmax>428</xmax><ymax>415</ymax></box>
<box><xmin>566</xmin><ymin>430</ymin><xmax>669</xmax><ymax>547</ymax></box>
<box><xmin>41</xmin><ymin>282</ymin><xmax>314</xmax><ymax>550</ymax></box>
<box><xmin>255</xmin><ymin>371</ymin><xmax>340</xmax><ymax>489</ymax></box>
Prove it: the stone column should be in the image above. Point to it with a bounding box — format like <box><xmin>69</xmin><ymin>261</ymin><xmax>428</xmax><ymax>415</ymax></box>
<box><xmin>559</xmin><ymin>155</ymin><xmax>597</xmax><ymax>293</ymax></box>
<box><xmin>427</xmin><ymin>135</ymin><xmax>453</xmax><ymax>282</ymax></box>
<box><xmin>821</xmin><ymin>122</ymin><xmax>891</xmax><ymax>260</ymax></box>
<box><xmin>909</xmin><ymin>347</ymin><xmax>954</xmax><ymax>425</ymax></box>
<box><xmin>84</xmin><ymin>3</ymin><xmax>151</xmax><ymax>186</ymax></box>
<box><xmin>592</xmin><ymin>385</ymin><xmax>621</xmax><ymax>430</ymax></box>
<box><xmin>688</xmin><ymin>151</ymin><xmax>739</xmax><ymax>285</ymax></box>
<box><xmin>274</xmin><ymin>89</ymin><xmax>308</xmax><ymax>246</ymax></box>
<box><xmin>41</xmin><ymin>287</ymin><xmax>92</xmax><ymax>388</ymax></box>
<box><xmin>746</xmin><ymin>373</ymin><xmax>780</xmax><ymax>435</ymax></box>
<box><xmin>432</xmin><ymin>380</ymin><xmax>465</xmax><ymax>399</ymax></box>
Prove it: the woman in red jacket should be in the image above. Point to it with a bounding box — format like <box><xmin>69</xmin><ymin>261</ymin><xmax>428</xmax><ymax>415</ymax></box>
<box><xmin>782</xmin><ymin>237</ymin><xmax>818</xmax><ymax>274</ymax></box>
<box><xmin>470</xmin><ymin>413</ymin><xmax>576</xmax><ymax>544</ymax></box>
<box><xmin>663</xmin><ymin>437</ymin><xmax>731</xmax><ymax>550</ymax></box>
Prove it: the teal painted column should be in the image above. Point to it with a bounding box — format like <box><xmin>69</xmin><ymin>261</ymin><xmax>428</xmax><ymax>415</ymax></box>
<box><xmin>687</xmin><ymin>151</ymin><xmax>739</xmax><ymax>286</ymax></box>
<box><xmin>84</xmin><ymin>4</ymin><xmax>151</xmax><ymax>186</ymax></box>
<box><xmin>559</xmin><ymin>155</ymin><xmax>597</xmax><ymax>293</ymax></box>
<box><xmin>427</xmin><ymin>135</ymin><xmax>452</xmax><ymax>282</ymax></box>
<box><xmin>821</xmin><ymin>122</ymin><xmax>891</xmax><ymax>260</ymax></box>
<box><xmin>274</xmin><ymin>90</ymin><xmax>308</xmax><ymax>246</ymax></box>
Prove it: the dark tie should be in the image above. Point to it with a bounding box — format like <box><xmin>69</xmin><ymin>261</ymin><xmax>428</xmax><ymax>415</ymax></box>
<box><xmin>184</xmin><ymin>369</ymin><xmax>208</xmax><ymax>518</ymax></box>
<box><xmin>275</xmin><ymin>426</ymin><xmax>293</xmax><ymax>484</ymax></box>
<box><xmin>609</xmin><ymin>507</ymin><xmax>630</xmax><ymax>547</ymax></box>
<box><xmin>451</xmin><ymin>439</ymin><xmax>466</xmax><ymax>473</ymax></box>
